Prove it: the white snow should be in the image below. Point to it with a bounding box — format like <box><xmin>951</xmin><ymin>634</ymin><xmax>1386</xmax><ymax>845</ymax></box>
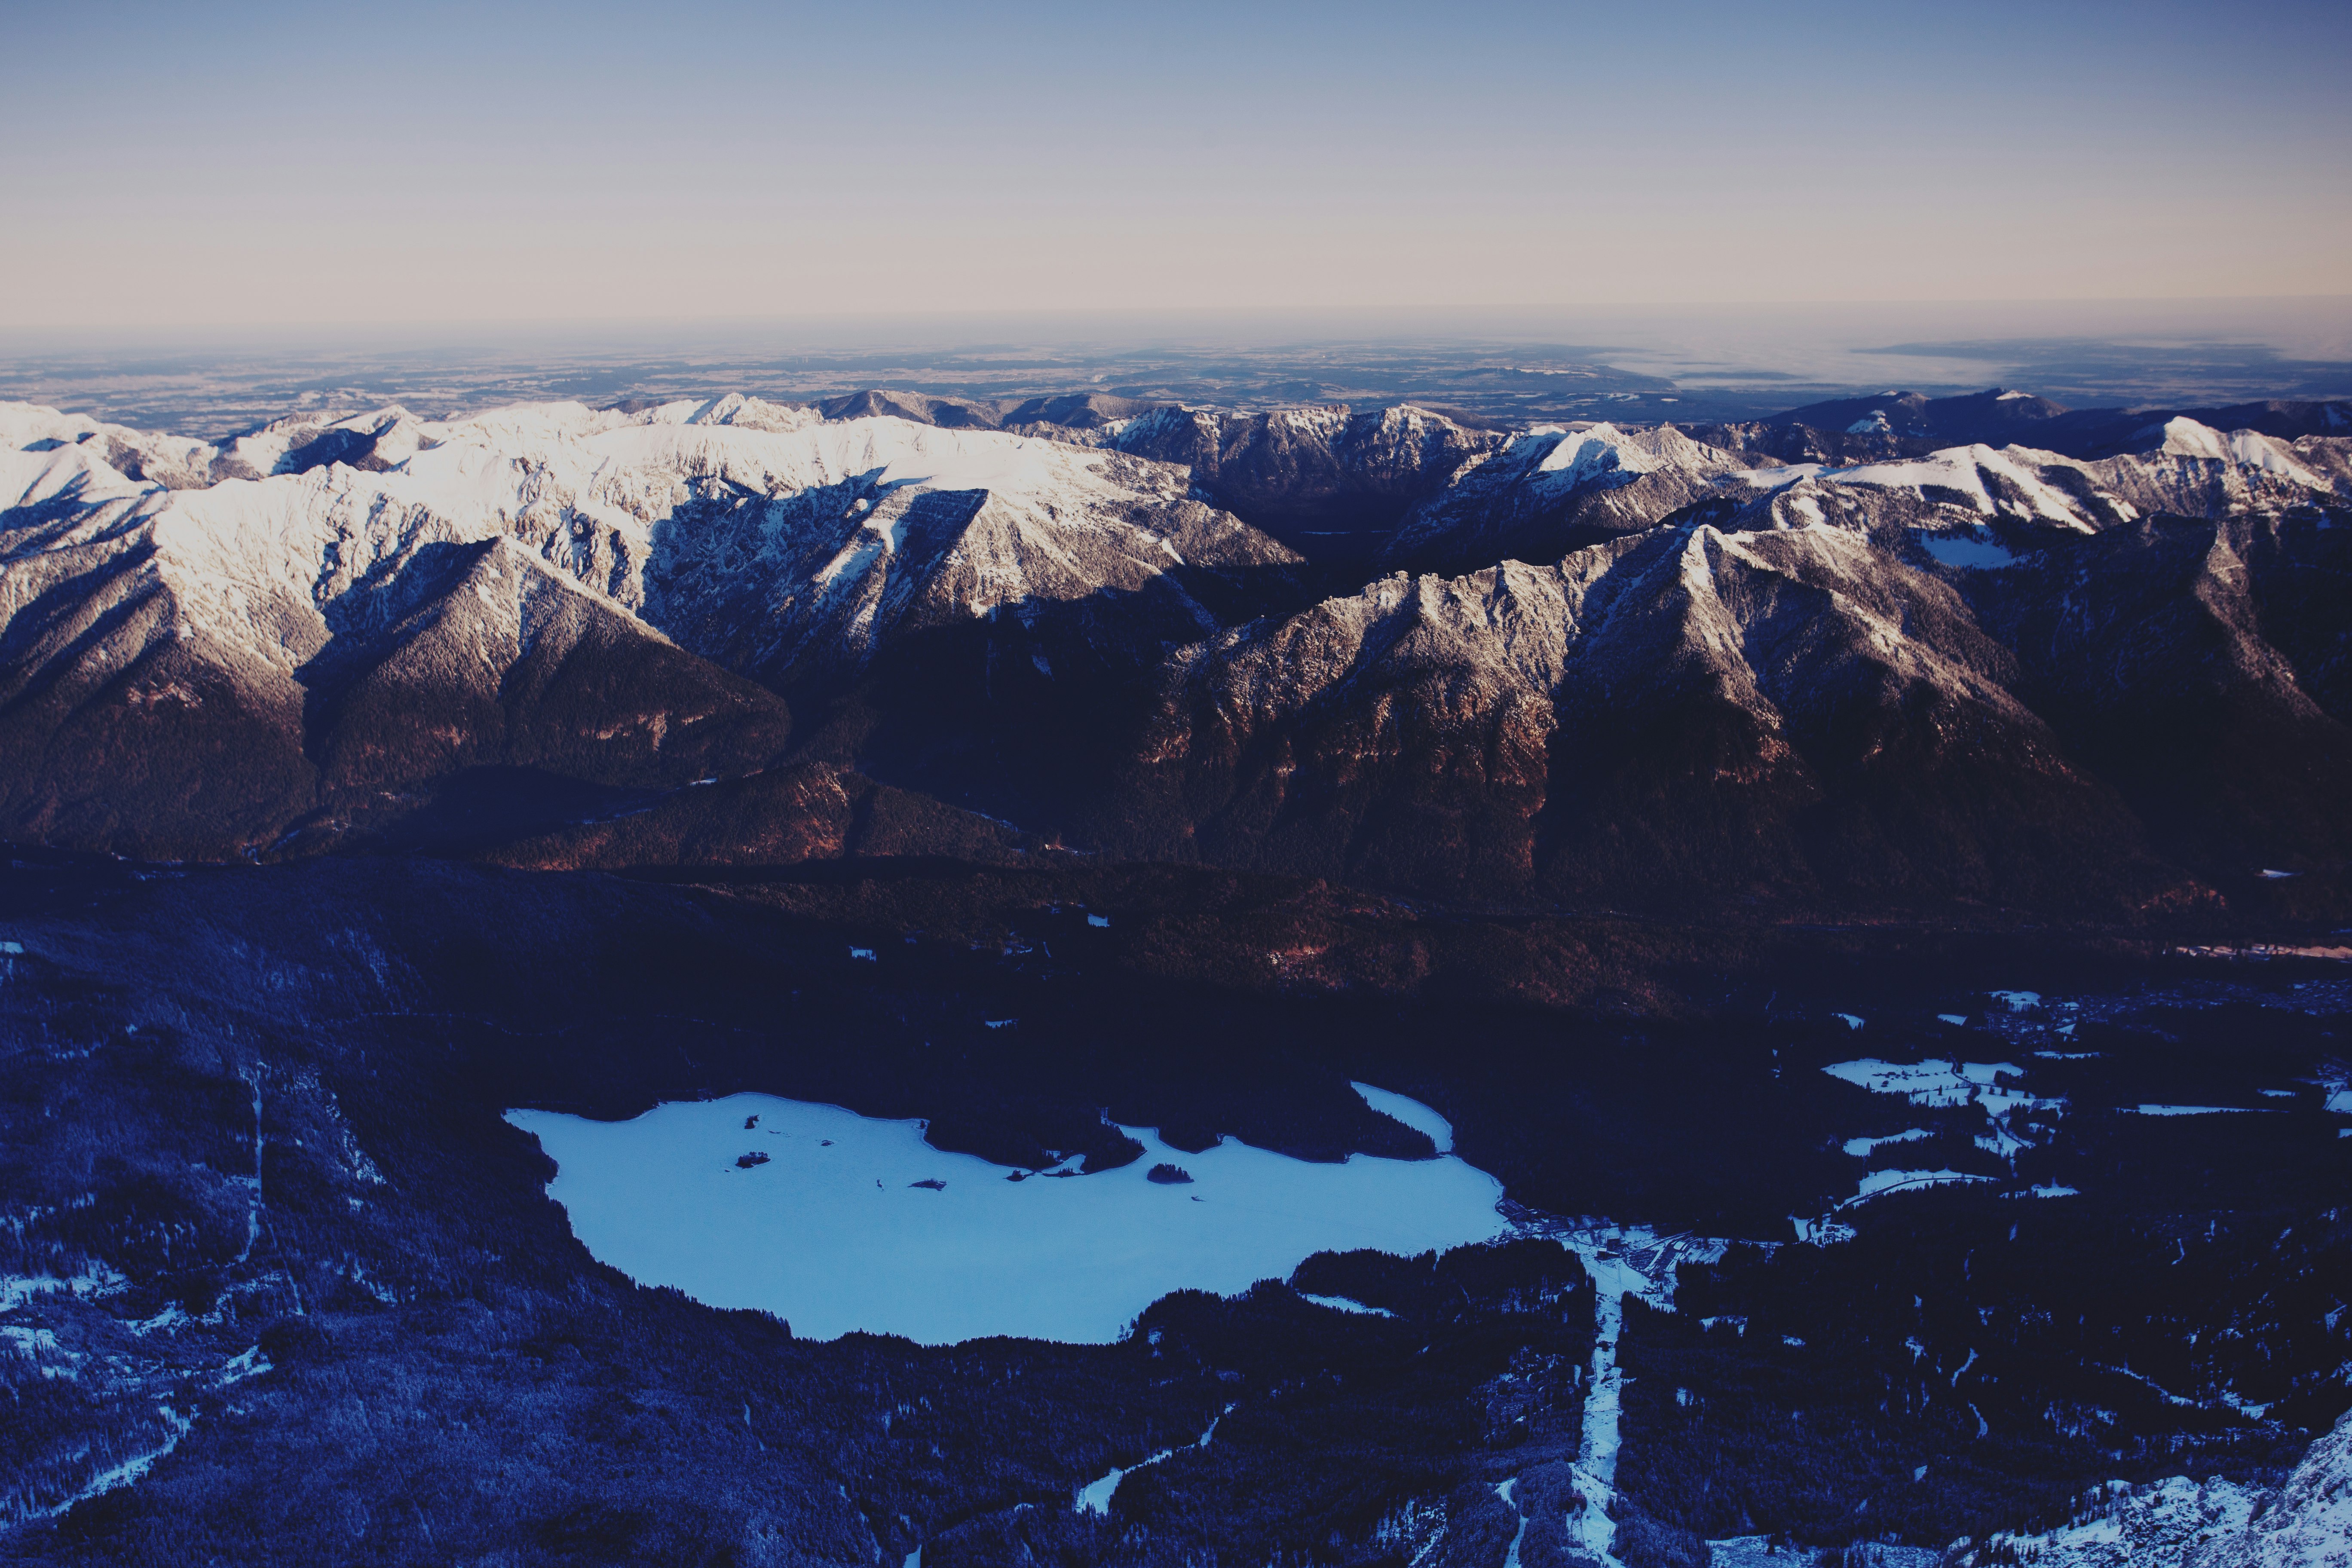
<box><xmin>1844</xmin><ymin>1128</ymin><xmax>1932</xmax><ymax>1157</ymax></box>
<box><xmin>42</xmin><ymin>1404</ymin><xmax>194</xmax><ymax>1518</ymax></box>
<box><xmin>1073</xmin><ymin>1467</ymin><xmax>1126</xmax><ymax>1516</ymax></box>
<box><xmin>1720</xmin><ymin>439</ymin><xmax>2242</xmax><ymax>537</ymax></box>
<box><xmin>2314</xmin><ymin>1072</ymin><xmax>2352</xmax><ymax>1124</ymax></box>
<box><xmin>1351</xmin><ymin>1081</ymin><xmax>1455</xmax><ymax>1153</ymax></box>
<box><xmin>0</xmin><ymin>1265</ymin><xmax>129</xmax><ymax>1314</ymax></box>
<box><xmin>130</xmin><ymin>1304</ymin><xmax>190</xmax><ymax>1335</ymax></box>
<box><xmin>1</xmin><ymin>1324</ymin><xmax>79</xmax><ymax>1378</ymax></box>
<box><xmin>1086</xmin><ymin>914</ymin><xmax>1111</xmax><ymax>928</ymax></box>
<box><xmin>1823</xmin><ymin>1059</ymin><xmax>2022</xmax><ymax>1106</ymax></box>
<box><xmin>2131</xmin><ymin>417</ymin><xmax>2331</xmax><ymax>486</ymax></box>
<box><xmin>1494</xmin><ymin>1476</ymin><xmax>1531</xmax><ymax>1567</ymax></box>
<box><xmin>1566</xmin><ymin>1285</ymin><xmax>1629</xmax><ymax>1563</ymax></box>
<box><xmin>0</xmin><ymin>398</ymin><xmax>1271</xmax><ymax>694</ymax></box>
<box><xmin>1980</xmin><ymin>1473</ymin><xmax>2257</xmax><ymax>1568</ymax></box>
<box><xmin>1837</xmin><ymin>445</ymin><xmax>2094</xmax><ymax>525</ymax></box>
<box><xmin>211</xmin><ymin>1344</ymin><xmax>274</xmax><ymax>1388</ymax></box>
<box><xmin>1819</xmin><ymin>1058</ymin><xmax>2064</xmax><ymax>1206</ymax></box>
<box><xmin>1835</xmin><ymin>1013</ymin><xmax>1865</xmax><ymax>1030</ymax></box>
<box><xmin>2127</xmin><ymin>1104</ymin><xmax>2273</xmax><ymax>1116</ymax></box>
<box><xmin>1531</xmin><ymin>424</ymin><xmax>1657</xmax><ymax>486</ymax></box>
<box><xmin>509</xmin><ymin>1092</ymin><xmax>1506</xmax><ymax>1344</ymax></box>
<box><xmin>1938</xmin><ymin>1013</ymin><xmax>1970</xmax><ymax>1026</ymax></box>
<box><xmin>1458</xmin><ymin>1217</ymin><xmax>1729</xmax><ymax>1568</ymax></box>
<box><xmin>1990</xmin><ymin>990</ymin><xmax>2042</xmax><ymax>1010</ymax></box>
<box><xmin>1855</xmin><ymin>1168</ymin><xmax>1998</xmax><ymax>1200</ymax></box>
<box><xmin>1298</xmin><ymin>1292</ymin><xmax>1395</xmax><ymax>1317</ymax></box>
<box><xmin>1730</xmin><ymin>462</ymin><xmax>1826</xmax><ymax>490</ymax></box>
<box><xmin>2153</xmin><ymin>417</ymin><xmax>2232</xmax><ymax>461</ymax></box>
<box><xmin>1075</xmin><ymin>1406</ymin><xmax>1229</xmax><ymax>1513</ymax></box>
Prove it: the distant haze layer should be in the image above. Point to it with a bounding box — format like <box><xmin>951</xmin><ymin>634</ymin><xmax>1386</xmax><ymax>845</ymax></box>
<box><xmin>6</xmin><ymin>300</ymin><xmax>2350</xmax><ymax>442</ymax></box>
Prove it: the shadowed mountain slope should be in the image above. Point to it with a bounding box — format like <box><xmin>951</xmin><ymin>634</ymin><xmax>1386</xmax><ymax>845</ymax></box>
<box><xmin>3</xmin><ymin>394</ymin><xmax>2347</xmax><ymax>920</ymax></box>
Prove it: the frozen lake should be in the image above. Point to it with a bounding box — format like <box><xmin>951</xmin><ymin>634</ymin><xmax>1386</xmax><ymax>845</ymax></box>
<box><xmin>508</xmin><ymin>1087</ymin><xmax>1509</xmax><ymax>1344</ymax></box>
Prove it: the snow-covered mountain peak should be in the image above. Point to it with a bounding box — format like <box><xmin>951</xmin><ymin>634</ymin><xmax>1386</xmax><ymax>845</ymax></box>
<box><xmin>1721</xmin><ymin>426</ymin><xmax>2343</xmax><ymax>545</ymax></box>
<box><xmin>2133</xmin><ymin>415</ymin><xmax>2327</xmax><ymax>484</ymax></box>
<box><xmin>0</xmin><ymin>400</ymin><xmax>1300</xmax><ymax>720</ymax></box>
<box><xmin>0</xmin><ymin>401</ymin><xmax>227</xmax><ymax>491</ymax></box>
<box><xmin>1529</xmin><ymin>422</ymin><xmax>1660</xmax><ymax>482</ymax></box>
<box><xmin>1733</xmin><ymin>444</ymin><xmax>2100</xmax><ymax>529</ymax></box>
<box><xmin>632</xmin><ymin>393</ymin><xmax>823</xmax><ymax>434</ymax></box>
<box><xmin>2148</xmin><ymin>415</ymin><xmax>2234</xmax><ymax>460</ymax></box>
<box><xmin>0</xmin><ymin>435</ymin><xmax>159</xmax><ymax>519</ymax></box>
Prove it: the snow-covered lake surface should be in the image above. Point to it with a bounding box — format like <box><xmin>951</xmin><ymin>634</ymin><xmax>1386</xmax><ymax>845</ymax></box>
<box><xmin>508</xmin><ymin>1087</ymin><xmax>1509</xmax><ymax>1344</ymax></box>
<box><xmin>1842</xmin><ymin>1128</ymin><xmax>1931</xmax><ymax>1158</ymax></box>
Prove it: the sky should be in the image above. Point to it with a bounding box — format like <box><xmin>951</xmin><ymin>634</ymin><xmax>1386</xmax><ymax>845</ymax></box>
<box><xmin>4</xmin><ymin>0</ymin><xmax>2349</xmax><ymax>333</ymax></box>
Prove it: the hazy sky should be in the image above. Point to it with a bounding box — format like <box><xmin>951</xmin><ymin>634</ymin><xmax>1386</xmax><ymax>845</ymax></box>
<box><xmin>6</xmin><ymin>0</ymin><xmax>2348</xmax><ymax>331</ymax></box>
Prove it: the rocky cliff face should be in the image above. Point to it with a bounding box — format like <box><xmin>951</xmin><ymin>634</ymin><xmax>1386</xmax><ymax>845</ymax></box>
<box><xmin>1109</xmin><ymin>415</ymin><xmax>2351</xmax><ymax>910</ymax></box>
<box><xmin>0</xmin><ymin>398</ymin><xmax>1291</xmax><ymax>858</ymax></box>
<box><xmin>3</xmin><ymin>392</ymin><xmax>2346</xmax><ymax>916</ymax></box>
<box><xmin>1106</xmin><ymin>404</ymin><xmax>1507</xmax><ymax>561</ymax></box>
<box><xmin>1126</xmin><ymin>520</ymin><xmax>2165</xmax><ymax>908</ymax></box>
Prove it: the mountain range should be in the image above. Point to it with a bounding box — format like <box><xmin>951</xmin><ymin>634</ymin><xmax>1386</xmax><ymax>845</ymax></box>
<box><xmin>4</xmin><ymin>387</ymin><xmax>2348</xmax><ymax>923</ymax></box>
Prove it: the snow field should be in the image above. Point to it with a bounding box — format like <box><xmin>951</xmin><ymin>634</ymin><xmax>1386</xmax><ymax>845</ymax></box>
<box><xmin>1822</xmin><ymin>1058</ymin><xmax>2026</xmax><ymax>1108</ymax></box>
<box><xmin>1816</xmin><ymin>1056</ymin><xmax>2069</xmax><ymax>1219</ymax></box>
<box><xmin>1350</xmin><ymin>1080</ymin><xmax>1456</xmax><ymax>1152</ymax></box>
<box><xmin>1074</xmin><ymin>1406</ymin><xmax>1228</xmax><ymax>1514</ymax></box>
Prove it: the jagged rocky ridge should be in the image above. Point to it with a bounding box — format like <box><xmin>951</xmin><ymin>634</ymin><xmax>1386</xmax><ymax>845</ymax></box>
<box><xmin>2</xmin><ymin>392</ymin><xmax>2347</xmax><ymax>916</ymax></box>
<box><xmin>1115</xmin><ymin>415</ymin><xmax>2352</xmax><ymax>909</ymax></box>
<box><xmin>0</xmin><ymin>397</ymin><xmax>1294</xmax><ymax>858</ymax></box>
<box><xmin>1962</xmin><ymin>1400</ymin><xmax>2352</xmax><ymax>1568</ymax></box>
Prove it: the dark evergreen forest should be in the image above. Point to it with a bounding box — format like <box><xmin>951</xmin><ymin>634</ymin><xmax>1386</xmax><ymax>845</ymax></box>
<box><xmin>0</xmin><ymin>851</ymin><xmax>2343</xmax><ymax>1564</ymax></box>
